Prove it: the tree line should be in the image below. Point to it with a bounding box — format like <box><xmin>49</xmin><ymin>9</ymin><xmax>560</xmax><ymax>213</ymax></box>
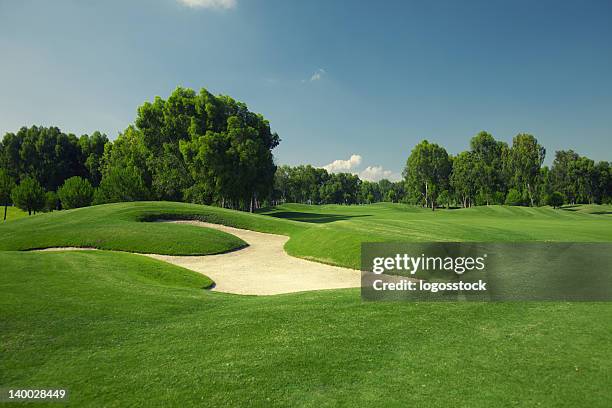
<box><xmin>272</xmin><ymin>165</ymin><xmax>405</xmax><ymax>205</ymax></box>
<box><xmin>0</xmin><ymin>87</ymin><xmax>610</xmax><ymax>217</ymax></box>
<box><xmin>403</xmin><ymin>132</ymin><xmax>610</xmax><ymax>210</ymax></box>
<box><xmin>0</xmin><ymin>87</ymin><xmax>279</xmax><ymax>217</ymax></box>
<box><xmin>271</xmin><ymin>132</ymin><xmax>610</xmax><ymax>209</ymax></box>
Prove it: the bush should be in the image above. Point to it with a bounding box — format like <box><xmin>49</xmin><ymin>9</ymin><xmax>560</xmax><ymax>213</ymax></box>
<box><xmin>94</xmin><ymin>166</ymin><xmax>150</xmax><ymax>204</ymax></box>
<box><xmin>45</xmin><ymin>191</ymin><xmax>61</xmax><ymax>212</ymax></box>
<box><xmin>58</xmin><ymin>176</ymin><xmax>94</xmax><ymax>209</ymax></box>
<box><xmin>547</xmin><ymin>191</ymin><xmax>564</xmax><ymax>209</ymax></box>
<box><xmin>11</xmin><ymin>177</ymin><xmax>46</xmax><ymax>215</ymax></box>
<box><xmin>437</xmin><ymin>190</ymin><xmax>451</xmax><ymax>208</ymax></box>
<box><xmin>505</xmin><ymin>189</ymin><xmax>524</xmax><ymax>206</ymax></box>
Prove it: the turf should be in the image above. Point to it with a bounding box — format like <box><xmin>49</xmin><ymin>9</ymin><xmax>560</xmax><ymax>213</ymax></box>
<box><xmin>1</xmin><ymin>250</ymin><xmax>611</xmax><ymax>407</ymax></box>
<box><xmin>261</xmin><ymin>203</ymin><xmax>612</xmax><ymax>268</ymax></box>
<box><xmin>2</xmin><ymin>202</ymin><xmax>612</xmax><ymax>407</ymax></box>
<box><xmin>2</xmin><ymin>201</ymin><xmax>611</xmax><ymax>267</ymax></box>
<box><xmin>0</xmin><ymin>202</ymin><xmax>256</xmax><ymax>255</ymax></box>
<box><xmin>1</xmin><ymin>206</ymin><xmax>28</xmax><ymax>222</ymax></box>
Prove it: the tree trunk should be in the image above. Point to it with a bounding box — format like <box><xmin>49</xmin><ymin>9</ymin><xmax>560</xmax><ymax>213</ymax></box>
<box><xmin>527</xmin><ymin>183</ymin><xmax>534</xmax><ymax>207</ymax></box>
<box><xmin>28</xmin><ymin>209</ymin><xmax>32</xmax><ymax>216</ymax></box>
<box><xmin>3</xmin><ymin>205</ymin><xmax>6</xmax><ymax>221</ymax></box>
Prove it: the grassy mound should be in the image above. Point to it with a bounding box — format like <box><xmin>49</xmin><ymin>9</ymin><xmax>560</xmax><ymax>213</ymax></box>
<box><xmin>2</xmin><ymin>201</ymin><xmax>611</xmax><ymax>266</ymax></box>
<box><xmin>2</xmin><ymin>250</ymin><xmax>611</xmax><ymax>407</ymax></box>
<box><xmin>0</xmin><ymin>202</ymin><xmax>273</xmax><ymax>255</ymax></box>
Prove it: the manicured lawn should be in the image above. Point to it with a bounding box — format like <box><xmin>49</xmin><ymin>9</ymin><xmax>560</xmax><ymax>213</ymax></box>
<box><xmin>1</xmin><ymin>206</ymin><xmax>28</xmax><ymax>222</ymax></box>
<box><xmin>1</xmin><ymin>250</ymin><xmax>611</xmax><ymax>407</ymax></box>
<box><xmin>261</xmin><ymin>202</ymin><xmax>612</xmax><ymax>268</ymax></box>
<box><xmin>1</xmin><ymin>202</ymin><xmax>612</xmax><ymax>406</ymax></box>
<box><xmin>2</xmin><ymin>201</ymin><xmax>611</xmax><ymax>266</ymax></box>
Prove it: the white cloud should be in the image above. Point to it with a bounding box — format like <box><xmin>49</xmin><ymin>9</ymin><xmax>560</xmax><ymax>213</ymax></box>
<box><xmin>322</xmin><ymin>154</ymin><xmax>362</xmax><ymax>173</ymax></box>
<box><xmin>358</xmin><ymin>166</ymin><xmax>402</xmax><ymax>182</ymax></box>
<box><xmin>177</xmin><ymin>0</ymin><xmax>236</xmax><ymax>9</ymax></box>
<box><xmin>321</xmin><ymin>154</ymin><xmax>402</xmax><ymax>182</ymax></box>
<box><xmin>309</xmin><ymin>68</ymin><xmax>326</xmax><ymax>82</ymax></box>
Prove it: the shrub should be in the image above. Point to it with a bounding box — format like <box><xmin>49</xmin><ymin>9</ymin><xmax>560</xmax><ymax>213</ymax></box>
<box><xmin>505</xmin><ymin>189</ymin><xmax>524</xmax><ymax>206</ymax></box>
<box><xmin>547</xmin><ymin>191</ymin><xmax>564</xmax><ymax>209</ymax></box>
<box><xmin>11</xmin><ymin>177</ymin><xmax>46</xmax><ymax>215</ymax></box>
<box><xmin>437</xmin><ymin>190</ymin><xmax>451</xmax><ymax>208</ymax></box>
<box><xmin>58</xmin><ymin>176</ymin><xmax>94</xmax><ymax>209</ymax></box>
<box><xmin>45</xmin><ymin>191</ymin><xmax>61</xmax><ymax>212</ymax></box>
<box><xmin>94</xmin><ymin>166</ymin><xmax>150</xmax><ymax>204</ymax></box>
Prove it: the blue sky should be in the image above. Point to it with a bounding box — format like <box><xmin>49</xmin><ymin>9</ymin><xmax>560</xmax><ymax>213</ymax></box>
<box><xmin>1</xmin><ymin>0</ymin><xmax>611</xmax><ymax>180</ymax></box>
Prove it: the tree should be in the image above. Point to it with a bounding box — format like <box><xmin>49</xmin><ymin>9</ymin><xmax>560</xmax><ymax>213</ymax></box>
<box><xmin>0</xmin><ymin>169</ymin><xmax>16</xmax><ymax>220</ymax></box>
<box><xmin>94</xmin><ymin>166</ymin><xmax>150</xmax><ymax>204</ymax></box>
<box><xmin>45</xmin><ymin>191</ymin><xmax>60</xmax><ymax>212</ymax></box>
<box><xmin>450</xmin><ymin>152</ymin><xmax>478</xmax><ymax>208</ymax></box>
<box><xmin>11</xmin><ymin>177</ymin><xmax>45</xmax><ymax>215</ymax></box>
<box><xmin>0</xmin><ymin>126</ymin><xmax>85</xmax><ymax>191</ymax></box>
<box><xmin>176</xmin><ymin>88</ymin><xmax>280</xmax><ymax>211</ymax></box>
<box><xmin>79</xmin><ymin>131</ymin><xmax>109</xmax><ymax>186</ymax></box>
<box><xmin>58</xmin><ymin>176</ymin><xmax>94</xmax><ymax>209</ymax></box>
<box><xmin>470</xmin><ymin>131</ymin><xmax>507</xmax><ymax>205</ymax></box>
<box><xmin>547</xmin><ymin>191</ymin><xmax>564</xmax><ymax>209</ymax></box>
<box><xmin>504</xmin><ymin>134</ymin><xmax>545</xmax><ymax>207</ymax></box>
<box><xmin>403</xmin><ymin>140</ymin><xmax>451</xmax><ymax>210</ymax></box>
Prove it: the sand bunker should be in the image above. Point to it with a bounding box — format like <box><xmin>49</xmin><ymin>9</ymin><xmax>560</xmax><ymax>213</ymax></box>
<box><xmin>145</xmin><ymin>221</ymin><xmax>361</xmax><ymax>295</ymax></box>
<box><xmin>34</xmin><ymin>221</ymin><xmax>360</xmax><ymax>295</ymax></box>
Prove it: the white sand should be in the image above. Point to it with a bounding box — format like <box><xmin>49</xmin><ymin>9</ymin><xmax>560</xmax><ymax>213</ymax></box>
<box><xmin>144</xmin><ymin>221</ymin><xmax>361</xmax><ymax>295</ymax></box>
<box><xmin>34</xmin><ymin>221</ymin><xmax>361</xmax><ymax>295</ymax></box>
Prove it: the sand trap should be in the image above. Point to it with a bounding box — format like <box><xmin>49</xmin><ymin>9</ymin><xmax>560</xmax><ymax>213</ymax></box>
<box><xmin>32</xmin><ymin>221</ymin><xmax>361</xmax><ymax>295</ymax></box>
<box><xmin>144</xmin><ymin>221</ymin><xmax>361</xmax><ymax>295</ymax></box>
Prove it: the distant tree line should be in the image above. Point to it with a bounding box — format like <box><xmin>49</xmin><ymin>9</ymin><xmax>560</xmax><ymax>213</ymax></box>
<box><xmin>272</xmin><ymin>165</ymin><xmax>405</xmax><ymax>205</ymax></box>
<box><xmin>1</xmin><ymin>88</ymin><xmax>610</xmax><ymax>216</ymax></box>
<box><xmin>401</xmin><ymin>132</ymin><xmax>611</xmax><ymax>210</ymax></box>
<box><xmin>271</xmin><ymin>132</ymin><xmax>610</xmax><ymax>209</ymax></box>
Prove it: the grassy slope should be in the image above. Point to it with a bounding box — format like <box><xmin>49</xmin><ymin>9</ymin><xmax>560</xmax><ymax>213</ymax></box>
<box><xmin>2</xmin><ymin>201</ymin><xmax>611</xmax><ymax>267</ymax></box>
<box><xmin>1</xmin><ymin>206</ymin><xmax>28</xmax><ymax>222</ymax></box>
<box><xmin>261</xmin><ymin>203</ymin><xmax>612</xmax><ymax>268</ymax></box>
<box><xmin>0</xmin><ymin>202</ymin><xmax>272</xmax><ymax>255</ymax></box>
<box><xmin>2</xmin><ymin>202</ymin><xmax>612</xmax><ymax>406</ymax></box>
<box><xmin>1</xmin><ymin>250</ymin><xmax>611</xmax><ymax>407</ymax></box>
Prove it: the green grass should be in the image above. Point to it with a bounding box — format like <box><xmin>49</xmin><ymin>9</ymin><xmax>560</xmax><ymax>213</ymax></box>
<box><xmin>2</xmin><ymin>201</ymin><xmax>612</xmax><ymax>406</ymax></box>
<box><xmin>3</xmin><ymin>201</ymin><xmax>611</xmax><ymax>267</ymax></box>
<box><xmin>261</xmin><ymin>202</ymin><xmax>612</xmax><ymax>268</ymax></box>
<box><xmin>2</xmin><ymin>250</ymin><xmax>611</xmax><ymax>407</ymax></box>
<box><xmin>1</xmin><ymin>206</ymin><xmax>28</xmax><ymax>222</ymax></box>
<box><xmin>0</xmin><ymin>202</ymin><xmax>258</xmax><ymax>255</ymax></box>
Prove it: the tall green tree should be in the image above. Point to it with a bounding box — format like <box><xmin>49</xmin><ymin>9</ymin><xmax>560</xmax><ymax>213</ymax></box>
<box><xmin>403</xmin><ymin>140</ymin><xmax>451</xmax><ymax>210</ymax></box>
<box><xmin>79</xmin><ymin>131</ymin><xmax>109</xmax><ymax>186</ymax></box>
<box><xmin>450</xmin><ymin>151</ymin><xmax>478</xmax><ymax>208</ymax></box>
<box><xmin>470</xmin><ymin>131</ymin><xmax>507</xmax><ymax>205</ymax></box>
<box><xmin>504</xmin><ymin>134</ymin><xmax>545</xmax><ymax>207</ymax></box>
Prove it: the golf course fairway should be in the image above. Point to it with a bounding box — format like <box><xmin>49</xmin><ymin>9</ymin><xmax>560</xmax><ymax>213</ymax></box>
<box><xmin>2</xmin><ymin>202</ymin><xmax>612</xmax><ymax>407</ymax></box>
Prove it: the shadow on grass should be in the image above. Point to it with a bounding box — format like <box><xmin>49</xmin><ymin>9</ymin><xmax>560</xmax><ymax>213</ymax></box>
<box><xmin>264</xmin><ymin>211</ymin><xmax>371</xmax><ymax>224</ymax></box>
